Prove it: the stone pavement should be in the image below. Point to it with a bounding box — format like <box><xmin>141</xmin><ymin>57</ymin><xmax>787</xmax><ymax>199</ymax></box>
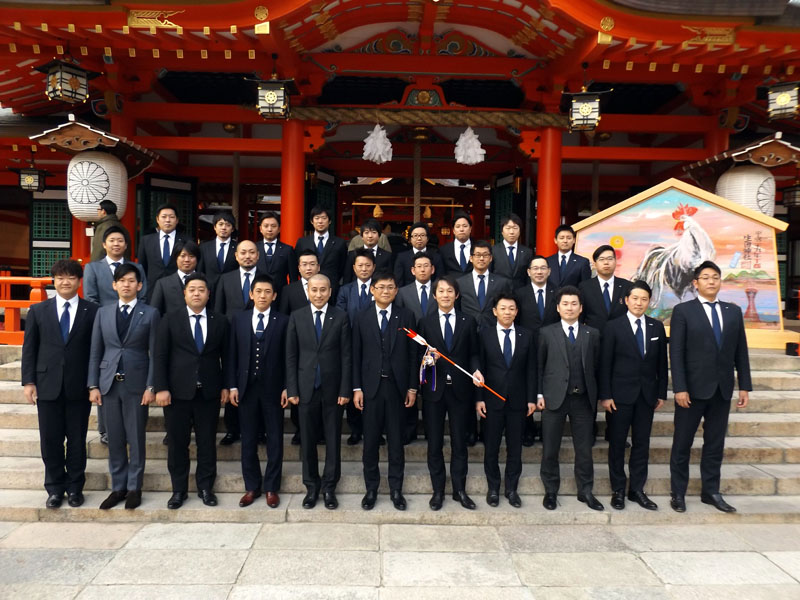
<box><xmin>1</xmin><ymin>519</ymin><xmax>799</xmax><ymax>599</ymax></box>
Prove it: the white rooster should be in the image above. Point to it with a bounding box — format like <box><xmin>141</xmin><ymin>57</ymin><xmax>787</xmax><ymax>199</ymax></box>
<box><xmin>633</xmin><ymin>203</ymin><xmax>716</xmax><ymax>306</ymax></box>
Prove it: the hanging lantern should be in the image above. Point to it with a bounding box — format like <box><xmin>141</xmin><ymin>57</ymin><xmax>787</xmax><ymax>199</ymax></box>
<box><xmin>768</xmin><ymin>82</ymin><xmax>799</xmax><ymax>121</ymax></box>
<box><xmin>19</xmin><ymin>168</ymin><xmax>46</xmax><ymax>192</ymax></box>
<box><xmin>373</xmin><ymin>204</ymin><xmax>384</xmax><ymax>218</ymax></box>
<box><xmin>255</xmin><ymin>53</ymin><xmax>299</xmax><ymax>119</ymax></box>
<box><xmin>569</xmin><ymin>91</ymin><xmax>602</xmax><ymax>131</ymax></box>
<box><xmin>67</xmin><ymin>151</ymin><xmax>127</xmax><ymax>221</ymax></box>
<box><xmin>35</xmin><ymin>59</ymin><xmax>99</xmax><ymax>104</ymax></box>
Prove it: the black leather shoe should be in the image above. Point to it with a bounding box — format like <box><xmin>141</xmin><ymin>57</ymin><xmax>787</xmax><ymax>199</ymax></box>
<box><xmin>361</xmin><ymin>490</ymin><xmax>377</xmax><ymax>510</ymax></box>
<box><xmin>302</xmin><ymin>491</ymin><xmax>318</xmax><ymax>509</ymax></box>
<box><xmin>452</xmin><ymin>490</ymin><xmax>476</xmax><ymax>510</ymax></box>
<box><xmin>577</xmin><ymin>492</ymin><xmax>604</xmax><ymax>511</ymax></box>
<box><xmin>219</xmin><ymin>432</ymin><xmax>239</xmax><ymax>446</ymax></box>
<box><xmin>701</xmin><ymin>492</ymin><xmax>736</xmax><ymax>513</ymax></box>
<box><xmin>610</xmin><ymin>490</ymin><xmax>625</xmax><ymax>510</ymax></box>
<box><xmin>323</xmin><ymin>491</ymin><xmax>338</xmax><ymax>510</ymax></box>
<box><xmin>167</xmin><ymin>491</ymin><xmax>187</xmax><ymax>509</ymax></box>
<box><xmin>628</xmin><ymin>490</ymin><xmax>658</xmax><ymax>511</ymax></box>
<box><xmin>670</xmin><ymin>494</ymin><xmax>686</xmax><ymax>513</ymax></box>
<box><xmin>46</xmin><ymin>493</ymin><xmax>63</xmax><ymax>509</ymax></box>
<box><xmin>543</xmin><ymin>493</ymin><xmax>557</xmax><ymax>510</ymax></box>
<box><xmin>486</xmin><ymin>489</ymin><xmax>500</xmax><ymax>507</ymax></box>
<box><xmin>505</xmin><ymin>490</ymin><xmax>522</xmax><ymax>508</ymax></box>
<box><xmin>67</xmin><ymin>492</ymin><xmax>84</xmax><ymax>507</ymax></box>
<box><xmin>522</xmin><ymin>433</ymin><xmax>535</xmax><ymax>447</ymax></box>
<box><xmin>99</xmin><ymin>490</ymin><xmax>127</xmax><ymax>510</ymax></box>
<box><xmin>347</xmin><ymin>433</ymin><xmax>362</xmax><ymax>445</ymax></box>
<box><xmin>390</xmin><ymin>490</ymin><xmax>407</xmax><ymax>511</ymax></box>
<box><xmin>125</xmin><ymin>490</ymin><xmax>142</xmax><ymax>510</ymax></box>
<box><xmin>100</xmin><ymin>432</ymin><xmax>109</xmax><ymax>445</ymax></box>
<box><xmin>291</xmin><ymin>431</ymin><xmax>301</xmax><ymax>445</ymax></box>
<box><xmin>197</xmin><ymin>489</ymin><xmax>218</xmax><ymax>506</ymax></box>
<box><xmin>429</xmin><ymin>491</ymin><xmax>444</xmax><ymax>511</ymax></box>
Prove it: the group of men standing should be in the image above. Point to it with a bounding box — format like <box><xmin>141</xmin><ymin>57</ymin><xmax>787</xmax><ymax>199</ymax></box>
<box><xmin>22</xmin><ymin>203</ymin><xmax>751</xmax><ymax>515</ymax></box>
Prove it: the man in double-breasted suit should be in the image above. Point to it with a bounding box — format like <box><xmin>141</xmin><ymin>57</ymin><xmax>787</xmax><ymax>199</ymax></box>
<box><xmin>138</xmin><ymin>203</ymin><xmax>188</xmax><ymax>303</ymax></box>
<box><xmin>537</xmin><ymin>285</ymin><xmax>603</xmax><ymax>512</ymax></box>
<box><xmin>286</xmin><ymin>274</ymin><xmax>352</xmax><ymax>510</ymax></box>
<box><xmin>149</xmin><ymin>241</ymin><xmax>200</xmax><ymax>316</ymax></box>
<box><xmin>22</xmin><ymin>259</ymin><xmax>99</xmax><ymax>509</ymax></box>
<box><xmin>579</xmin><ymin>244</ymin><xmax>631</xmax><ymax>331</ymax></box>
<box><xmin>343</xmin><ymin>218</ymin><xmax>393</xmax><ymax>284</ymax></box>
<box><xmin>599</xmin><ymin>281</ymin><xmax>667</xmax><ymax>511</ymax></box>
<box><xmin>87</xmin><ymin>264</ymin><xmax>159</xmax><ymax>510</ymax></box>
<box><xmin>546</xmin><ymin>225</ymin><xmax>591</xmax><ymax>290</ymax></box>
<box><xmin>197</xmin><ymin>211</ymin><xmax>238</xmax><ymax>292</ymax></box>
<box><xmin>84</xmin><ymin>226</ymin><xmax>147</xmax><ymax>307</ymax></box>
<box><xmin>256</xmin><ymin>211</ymin><xmax>298</xmax><ymax>301</ymax></box>
<box><xmin>457</xmin><ymin>240</ymin><xmax>512</xmax><ymax>331</ymax></box>
<box><xmin>154</xmin><ymin>272</ymin><xmax>230</xmax><ymax>510</ymax></box>
<box><xmin>294</xmin><ymin>205</ymin><xmax>348</xmax><ymax>294</ymax></box>
<box><xmin>490</xmin><ymin>213</ymin><xmax>533</xmax><ymax>288</ymax></box>
<box><xmin>669</xmin><ymin>260</ymin><xmax>752</xmax><ymax>514</ymax></box>
<box><xmin>439</xmin><ymin>211</ymin><xmax>473</xmax><ymax>276</ymax></box>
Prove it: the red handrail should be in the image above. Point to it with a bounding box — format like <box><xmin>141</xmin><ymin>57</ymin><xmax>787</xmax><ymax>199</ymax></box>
<box><xmin>0</xmin><ymin>277</ymin><xmax>53</xmax><ymax>345</ymax></box>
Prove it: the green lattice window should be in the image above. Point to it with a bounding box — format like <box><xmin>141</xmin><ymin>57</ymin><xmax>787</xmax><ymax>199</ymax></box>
<box><xmin>31</xmin><ymin>249</ymin><xmax>71</xmax><ymax>277</ymax></box>
<box><xmin>489</xmin><ymin>184</ymin><xmax>513</xmax><ymax>244</ymax></box>
<box><xmin>32</xmin><ymin>201</ymin><xmax>71</xmax><ymax>239</ymax></box>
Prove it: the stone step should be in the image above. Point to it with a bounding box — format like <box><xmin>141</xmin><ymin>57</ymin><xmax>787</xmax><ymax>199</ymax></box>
<box><xmin>1</xmin><ymin>455</ymin><xmax>796</xmax><ymax>496</ymax></box>
<box><xmin>747</xmin><ymin>350</ymin><xmax>800</xmax><ymax>371</ymax></box>
<box><xmin>0</xmin><ymin>346</ymin><xmax>21</xmax><ymax>364</ymax></box>
<box><xmin>0</xmin><ymin>360</ymin><xmax>20</xmax><ymax>382</ymax></box>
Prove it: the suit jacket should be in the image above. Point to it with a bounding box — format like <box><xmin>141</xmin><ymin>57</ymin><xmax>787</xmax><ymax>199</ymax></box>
<box><xmin>417</xmin><ymin>310</ymin><xmax>480</xmax><ymax>403</ymax></box>
<box><xmin>352</xmin><ymin>303</ymin><xmax>418</xmax><ymax>399</ymax></box>
<box><xmin>335</xmin><ymin>280</ymin><xmax>372</xmax><ymax>325</ymax></box>
<box><xmin>439</xmin><ymin>240</ymin><xmax>473</xmax><ymax>275</ymax></box>
<box><xmin>491</xmin><ymin>242</ymin><xmax>534</xmax><ymax>288</ymax></box>
<box><xmin>478</xmin><ymin>325</ymin><xmax>537</xmax><ymax>412</ymax></box>
<box><xmin>227</xmin><ymin>308</ymin><xmax>288</xmax><ymax>400</ymax></box>
<box><xmin>278</xmin><ymin>279</ymin><xmax>312</xmax><ymax>315</ymax></box>
<box><xmin>138</xmin><ymin>230</ymin><xmax>189</xmax><ymax>302</ymax></box>
<box><xmin>393</xmin><ymin>249</ymin><xmax>446</xmax><ymax>287</ymax></box>
<box><xmin>295</xmin><ymin>233</ymin><xmax>348</xmax><ymax>287</ymax></box>
<box><xmin>87</xmin><ymin>302</ymin><xmax>160</xmax><ymax>395</ymax></box>
<box><xmin>546</xmin><ymin>252</ymin><xmax>591</xmax><ymax>289</ymax></box>
<box><xmin>514</xmin><ymin>284</ymin><xmax>559</xmax><ymax>340</ymax></box>
<box><xmin>395</xmin><ymin>281</ymin><xmax>439</xmax><ymax>322</ymax></box>
<box><xmin>598</xmin><ymin>314</ymin><xmax>668</xmax><ymax>406</ymax></box>
<box><xmin>342</xmin><ymin>247</ymin><xmax>393</xmax><ymax>284</ymax></box>
<box><xmin>21</xmin><ymin>297</ymin><xmax>99</xmax><ymax>401</ymax></box>
<box><xmin>149</xmin><ymin>272</ymin><xmax>190</xmax><ymax>316</ymax></box>
<box><xmin>456</xmin><ymin>272</ymin><xmax>512</xmax><ymax>330</ymax></box>
<box><xmin>83</xmin><ymin>259</ymin><xmax>147</xmax><ymax>306</ymax></box>
<box><xmin>669</xmin><ymin>298</ymin><xmax>752</xmax><ymax>399</ymax></box>
<box><xmin>255</xmin><ymin>239</ymin><xmax>298</xmax><ymax>299</ymax></box>
<box><xmin>579</xmin><ymin>276</ymin><xmax>631</xmax><ymax>331</ymax></box>
<box><xmin>285</xmin><ymin>305</ymin><xmax>352</xmax><ymax>403</ymax></box>
<box><xmin>197</xmin><ymin>238</ymin><xmax>238</xmax><ymax>291</ymax></box>
<box><xmin>214</xmin><ymin>269</ymin><xmax>259</xmax><ymax>319</ymax></box>
<box><xmin>153</xmin><ymin>307</ymin><xmax>230</xmax><ymax>401</ymax></box>
<box><xmin>537</xmin><ymin>322</ymin><xmax>600</xmax><ymax>411</ymax></box>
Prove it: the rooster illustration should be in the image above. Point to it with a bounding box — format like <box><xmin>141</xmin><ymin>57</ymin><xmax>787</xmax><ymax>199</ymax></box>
<box><xmin>633</xmin><ymin>203</ymin><xmax>716</xmax><ymax>306</ymax></box>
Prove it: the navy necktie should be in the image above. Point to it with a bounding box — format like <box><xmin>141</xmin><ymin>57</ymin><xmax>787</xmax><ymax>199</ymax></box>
<box><xmin>635</xmin><ymin>318</ymin><xmax>645</xmax><ymax>357</ymax></box>
<box><xmin>420</xmin><ymin>284</ymin><xmax>428</xmax><ymax>314</ymax></box>
<box><xmin>503</xmin><ymin>328</ymin><xmax>513</xmax><ymax>368</ymax></box>
<box><xmin>118</xmin><ymin>304</ymin><xmax>131</xmax><ymax>340</ymax></box>
<box><xmin>314</xmin><ymin>310</ymin><xmax>323</xmax><ymax>387</ymax></box>
<box><xmin>256</xmin><ymin>313</ymin><xmax>265</xmax><ymax>339</ymax></box>
<box><xmin>508</xmin><ymin>246</ymin><xmax>515</xmax><ymax>270</ymax></box>
<box><xmin>60</xmin><ymin>302</ymin><xmax>70</xmax><ymax>343</ymax></box>
<box><xmin>603</xmin><ymin>282</ymin><xmax>611</xmax><ymax>313</ymax></box>
<box><xmin>706</xmin><ymin>301</ymin><xmax>722</xmax><ymax>347</ymax></box>
<box><xmin>560</xmin><ymin>254</ymin><xmax>567</xmax><ymax>278</ymax></box>
<box><xmin>162</xmin><ymin>235</ymin><xmax>170</xmax><ymax>265</ymax></box>
<box><xmin>317</xmin><ymin>236</ymin><xmax>325</xmax><ymax>255</ymax></box>
<box><xmin>265</xmin><ymin>242</ymin><xmax>274</xmax><ymax>263</ymax></box>
<box><xmin>242</xmin><ymin>272</ymin><xmax>251</xmax><ymax>305</ymax></box>
<box><xmin>477</xmin><ymin>274</ymin><xmax>486</xmax><ymax>310</ymax></box>
<box><xmin>568</xmin><ymin>325</ymin><xmax>576</xmax><ymax>344</ymax></box>
<box><xmin>444</xmin><ymin>313</ymin><xmax>454</xmax><ymax>352</ymax></box>
<box><xmin>360</xmin><ymin>283</ymin><xmax>368</xmax><ymax>307</ymax></box>
<box><xmin>459</xmin><ymin>244</ymin><xmax>467</xmax><ymax>271</ymax></box>
<box><xmin>217</xmin><ymin>242</ymin><xmax>225</xmax><ymax>271</ymax></box>
<box><xmin>193</xmin><ymin>314</ymin><xmax>204</xmax><ymax>353</ymax></box>
<box><xmin>380</xmin><ymin>309</ymin><xmax>388</xmax><ymax>334</ymax></box>
<box><xmin>111</xmin><ymin>261</ymin><xmax>120</xmax><ymax>272</ymax></box>
<box><xmin>537</xmin><ymin>289</ymin><xmax>545</xmax><ymax>320</ymax></box>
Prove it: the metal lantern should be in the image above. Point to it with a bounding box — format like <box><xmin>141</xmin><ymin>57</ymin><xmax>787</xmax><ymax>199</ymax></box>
<box><xmin>35</xmin><ymin>59</ymin><xmax>99</xmax><ymax>104</ymax></box>
<box><xmin>569</xmin><ymin>92</ymin><xmax>602</xmax><ymax>131</ymax></box>
<box><xmin>258</xmin><ymin>79</ymin><xmax>289</xmax><ymax>118</ymax></box>
<box><xmin>19</xmin><ymin>168</ymin><xmax>46</xmax><ymax>192</ymax></box>
<box><xmin>768</xmin><ymin>82</ymin><xmax>799</xmax><ymax>121</ymax></box>
<box><xmin>783</xmin><ymin>184</ymin><xmax>800</xmax><ymax>207</ymax></box>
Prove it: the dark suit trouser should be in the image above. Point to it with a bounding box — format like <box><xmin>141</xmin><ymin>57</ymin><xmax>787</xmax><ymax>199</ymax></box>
<box><xmin>670</xmin><ymin>389</ymin><xmax>730</xmax><ymax>496</ymax></box>
<box><xmin>223</xmin><ymin>402</ymin><xmax>239</xmax><ymax>437</ymax></box>
<box><xmin>240</xmin><ymin>387</ymin><xmax>283</xmax><ymax>492</ymax></box>
<box><xmin>607</xmin><ymin>394</ymin><xmax>655</xmax><ymax>493</ymax></box>
<box><xmin>404</xmin><ymin>402</ymin><xmax>419</xmax><ymax>443</ymax></box>
<box><xmin>104</xmin><ymin>382</ymin><xmax>149</xmax><ymax>491</ymax></box>
<box><xmin>345</xmin><ymin>400</ymin><xmax>363</xmax><ymax>437</ymax></box>
<box><xmin>483</xmin><ymin>405</ymin><xmax>525</xmax><ymax>493</ymax></box>
<box><xmin>424</xmin><ymin>386</ymin><xmax>469</xmax><ymax>493</ymax></box>
<box><xmin>540</xmin><ymin>393</ymin><xmax>595</xmax><ymax>495</ymax></box>
<box><xmin>164</xmin><ymin>390</ymin><xmax>219</xmax><ymax>492</ymax></box>
<box><xmin>97</xmin><ymin>402</ymin><xmax>106</xmax><ymax>434</ymax></box>
<box><xmin>299</xmin><ymin>388</ymin><xmax>344</xmax><ymax>494</ymax></box>
<box><xmin>37</xmin><ymin>393</ymin><xmax>92</xmax><ymax>496</ymax></box>
<box><xmin>363</xmin><ymin>378</ymin><xmax>405</xmax><ymax>492</ymax></box>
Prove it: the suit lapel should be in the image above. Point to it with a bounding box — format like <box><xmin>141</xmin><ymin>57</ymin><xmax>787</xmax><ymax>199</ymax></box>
<box><xmin>690</xmin><ymin>298</ymin><xmax>716</xmax><ymax>342</ymax></box>
<box><xmin>318</xmin><ymin>310</ymin><xmax>337</xmax><ymax>346</ymax></box>
<box><xmin>182</xmin><ymin>311</ymin><xmax>200</xmax><ymax>355</ymax></box>
<box><xmin>261</xmin><ymin>310</ymin><xmax>277</xmax><ymax>351</ymax></box>
<box><xmin>67</xmin><ymin>300</ymin><xmax>88</xmax><ymax>343</ymax></box>
<box><xmin>125</xmin><ymin>306</ymin><xmax>145</xmax><ymax>343</ymax></box>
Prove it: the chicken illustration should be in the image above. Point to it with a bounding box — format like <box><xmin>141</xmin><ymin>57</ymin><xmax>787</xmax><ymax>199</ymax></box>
<box><xmin>633</xmin><ymin>203</ymin><xmax>716</xmax><ymax>306</ymax></box>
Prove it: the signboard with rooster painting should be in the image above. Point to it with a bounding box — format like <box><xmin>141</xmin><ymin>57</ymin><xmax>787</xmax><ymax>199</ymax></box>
<box><xmin>573</xmin><ymin>178</ymin><xmax>788</xmax><ymax>331</ymax></box>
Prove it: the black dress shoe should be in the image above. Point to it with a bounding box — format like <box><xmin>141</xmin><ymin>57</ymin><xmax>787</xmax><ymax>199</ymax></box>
<box><xmin>323</xmin><ymin>492</ymin><xmax>338</xmax><ymax>510</ymax></box>
<box><xmin>167</xmin><ymin>491</ymin><xmax>188</xmax><ymax>509</ymax></box>
<box><xmin>361</xmin><ymin>490</ymin><xmax>377</xmax><ymax>510</ymax></box>
<box><xmin>670</xmin><ymin>494</ymin><xmax>686</xmax><ymax>513</ymax></box>
<box><xmin>543</xmin><ymin>493</ymin><xmax>557</xmax><ymax>510</ymax></box>
<box><xmin>390</xmin><ymin>490</ymin><xmax>407</xmax><ymax>511</ymax></box>
<box><xmin>197</xmin><ymin>489</ymin><xmax>218</xmax><ymax>506</ymax></box>
<box><xmin>505</xmin><ymin>490</ymin><xmax>522</xmax><ymax>508</ymax></box>
<box><xmin>701</xmin><ymin>492</ymin><xmax>736</xmax><ymax>513</ymax></box>
<box><xmin>46</xmin><ymin>493</ymin><xmax>63</xmax><ymax>509</ymax></box>
<box><xmin>100</xmin><ymin>432</ymin><xmax>109</xmax><ymax>445</ymax></box>
<box><xmin>99</xmin><ymin>490</ymin><xmax>127</xmax><ymax>510</ymax></box>
<box><xmin>610</xmin><ymin>491</ymin><xmax>625</xmax><ymax>510</ymax></box>
<box><xmin>67</xmin><ymin>492</ymin><xmax>84</xmax><ymax>507</ymax></box>
<box><xmin>452</xmin><ymin>490</ymin><xmax>476</xmax><ymax>510</ymax></box>
<box><xmin>429</xmin><ymin>492</ymin><xmax>444</xmax><ymax>511</ymax></box>
<box><xmin>577</xmin><ymin>492</ymin><xmax>604</xmax><ymax>511</ymax></box>
<box><xmin>522</xmin><ymin>434</ymin><xmax>535</xmax><ymax>447</ymax></box>
<box><xmin>628</xmin><ymin>490</ymin><xmax>658</xmax><ymax>511</ymax></box>
<box><xmin>291</xmin><ymin>431</ymin><xmax>301</xmax><ymax>445</ymax></box>
<box><xmin>302</xmin><ymin>491</ymin><xmax>318</xmax><ymax>509</ymax></box>
<box><xmin>486</xmin><ymin>489</ymin><xmax>500</xmax><ymax>507</ymax></box>
<box><xmin>347</xmin><ymin>433</ymin><xmax>362</xmax><ymax>446</ymax></box>
<box><xmin>220</xmin><ymin>432</ymin><xmax>240</xmax><ymax>446</ymax></box>
<box><xmin>125</xmin><ymin>490</ymin><xmax>142</xmax><ymax>510</ymax></box>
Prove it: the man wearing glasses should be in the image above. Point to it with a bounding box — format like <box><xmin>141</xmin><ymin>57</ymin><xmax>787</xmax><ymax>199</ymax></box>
<box><xmin>579</xmin><ymin>245</ymin><xmax>631</xmax><ymax>332</ymax></box>
<box><xmin>393</xmin><ymin>222</ymin><xmax>445</xmax><ymax>287</ymax></box>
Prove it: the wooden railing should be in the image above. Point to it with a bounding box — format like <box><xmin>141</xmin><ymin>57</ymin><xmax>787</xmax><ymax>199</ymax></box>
<box><xmin>0</xmin><ymin>277</ymin><xmax>52</xmax><ymax>345</ymax></box>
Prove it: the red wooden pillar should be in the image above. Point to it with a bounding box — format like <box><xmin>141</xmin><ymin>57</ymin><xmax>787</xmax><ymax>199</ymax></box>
<box><xmin>704</xmin><ymin>127</ymin><xmax>730</xmax><ymax>157</ymax></box>
<box><xmin>281</xmin><ymin>119</ymin><xmax>305</xmax><ymax>244</ymax></box>
<box><xmin>536</xmin><ymin>127</ymin><xmax>562</xmax><ymax>256</ymax></box>
<box><xmin>111</xmin><ymin>112</ymin><xmax>138</xmax><ymax>256</ymax></box>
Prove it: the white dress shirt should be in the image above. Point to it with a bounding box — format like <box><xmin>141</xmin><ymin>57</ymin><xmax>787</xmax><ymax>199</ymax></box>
<box><xmin>496</xmin><ymin>323</ymin><xmax>515</xmax><ymax>355</ymax></box>
<box><xmin>310</xmin><ymin>304</ymin><xmax>327</xmax><ymax>330</ymax></box>
<box><xmin>439</xmin><ymin>309</ymin><xmax>456</xmax><ymax>339</ymax></box>
<box><xmin>472</xmin><ymin>270</ymin><xmax>489</xmax><ymax>296</ymax></box>
<box><xmin>375</xmin><ymin>303</ymin><xmax>392</xmax><ymax>329</ymax></box>
<box><xmin>598</xmin><ymin>274</ymin><xmax>615</xmax><ymax>293</ymax></box>
<box><xmin>316</xmin><ymin>230</ymin><xmax>330</xmax><ymax>248</ymax></box>
<box><xmin>216</xmin><ymin>237</ymin><xmax>231</xmax><ymax>263</ymax></box>
<box><xmin>415</xmin><ymin>279</ymin><xmax>431</xmax><ymax>305</ymax></box>
<box><xmin>455</xmin><ymin>239</ymin><xmax>471</xmax><ymax>259</ymax></box>
<box><xmin>558</xmin><ymin>250</ymin><xmax>572</xmax><ymax>263</ymax></box>
<box><xmin>56</xmin><ymin>294</ymin><xmax>79</xmax><ymax>334</ymax></box>
<box><xmin>252</xmin><ymin>307</ymin><xmax>271</xmax><ymax>334</ymax></box>
<box><xmin>160</xmin><ymin>229</ymin><xmax>176</xmax><ymax>257</ymax></box>
<box><xmin>701</xmin><ymin>296</ymin><xmax>724</xmax><ymax>332</ymax></box>
<box><xmin>177</xmin><ymin>270</ymin><xmax>194</xmax><ymax>285</ymax></box>
<box><xmin>105</xmin><ymin>255</ymin><xmax>125</xmax><ymax>271</ymax></box>
<box><xmin>119</xmin><ymin>298</ymin><xmax>138</xmax><ymax>312</ymax></box>
<box><xmin>240</xmin><ymin>267</ymin><xmax>257</xmax><ymax>289</ymax></box>
<box><xmin>627</xmin><ymin>311</ymin><xmax>646</xmax><ymax>356</ymax></box>
<box><xmin>561</xmin><ymin>319</ymin><xmax>579</xmax><ymax>340</ymax></box>
<box><xmin>503</xmin><ymin>240</ymin><xmax>518</xmax><ymax>256</ymax></box>
<box><xmin>186</xmin><ymin>306</ymin><xmax>208</xmax><ymax>343</ymax></box>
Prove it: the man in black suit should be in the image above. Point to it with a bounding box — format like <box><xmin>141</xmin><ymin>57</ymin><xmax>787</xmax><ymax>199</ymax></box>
<box><xmin>154</xmin><ymin>272</ymin><xmax>230</xmax><ymax>509</ymax></box>
<box><xmin>546</xmin><ymin>225</ymin><xmax>591</xmax><ymax>290</ymax></box>
<box><xmin>599</xmin><ymin>281</ymin><xmax>668</xmax><ymax>511</ymax></box>
<box><xmin>227</xmin><ymin>274</ymin><xmax>288</xmax><ymax>509</ymax></box>
<box><xmin>278</xmin><ymin>249</ymin><xmax>320</xmax><ymax>316</ymax></box>
<box><xmin>457</xmin><ymin>240</ymin><xmax>512</xmax><ymax>331</ymax></box>
<box><xmin>476</xmin><ymin>293</ymin><xmax>537</xmax><ymax>508</ymax></box>
<box><xmin>491</xmin><ymin>213</ymin><xmax>533</xmax><ymax>288</ymax></box>
<box><xmin>294</xmin><ymin>205</ymin><xmax>348</xmax><ymax>293</ymax></box>
<box><xmin>149</xmin><ymin>241</ymin><xmax>200</xmax><ymax>316</ymax></box>
<box><xmin>343</xmin><ymin>218</ymin><xmax>393</xmax><ymax>284</ymax></box>
<box><xmin>352</xmin><ymin>271</ymin><xmax>418</xmax><ymax>511</ymax></box>
<box><xmin>439</xmin><ymin>211</ymin><xmax>473</xmax><ymax>276</ymax></box>
<box><xmin>395</xmin><ymin>252</ymin><xmax>439</xmax><ymax>323</ymax></box>
<box><xmin>669</xmin><ymin>261</ymin><xmax>752</xmax><ymax>513</ymax></box>
<box><xmin>286</xmin><ymin>274</ymin><xmax>353</xmax><ymax>510</ymax></box>
<box><xmin>537</xmin><ymin>286</ymin><xmax>604</xmax><ymax>512</ymax></box>
<box><xmin>197</xmin><ymin>211</ymin><xmax>238</xmax><ymax>292</ymax></box>
<box><xmin>394</xmin><ymin>222</ymin><xmax>445</xmax><ymax>287</ymax></box>
<box><xmin>138</xmin><ymin>203</ymin><xmax>188</xmax><ymax>303</ymax></box>
<box><xmin>579</xmin><ymin>244</ymin><xmax>631</xmax><ymax>331</ymax></box>
<box><xmin>22</xmin><ymin>260</ymin><xmax>98</xmax><ymax>509</ymax></box>
<box><xmin>256</xmin><ymin>211</ymin><xmax>298</xmax><ymax>301</ymax></box>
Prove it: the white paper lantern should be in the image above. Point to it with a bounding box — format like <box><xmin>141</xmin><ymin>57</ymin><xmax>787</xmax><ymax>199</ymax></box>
<box><xmin>67</xmin><ymin>151</ymin><xmax>127</xmax><ymax>222</ymax></box>
<box><xmin>715</xmin><ymin>165</ymin><xmax>775</xmax><ymax>216</ymax></box>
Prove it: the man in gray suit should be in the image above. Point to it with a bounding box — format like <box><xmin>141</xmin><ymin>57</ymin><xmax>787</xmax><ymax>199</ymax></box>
<box><xmin>395</xmin><ymin>252</ymin><xmax>438</xmax><ymax>322</ymax></box>
<box><xmin>457</xmin><ymin>240</ymin><xmax>512</xmax><ymax>331</ymax></box>
<box><xmin>84</xmin><ymin>227</ymin><xmax>147</xmax><ymax>306</ymax></box>
<box><xmin>87</xmin><ymin>264</ymin><xmax>160</xmax><ymax>510</ymax></box>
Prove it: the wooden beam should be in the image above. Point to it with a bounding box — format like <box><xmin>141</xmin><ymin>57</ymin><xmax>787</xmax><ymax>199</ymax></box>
<box><xmin>131</xmin><ymin>136</ymin><xmax>282</xmax><ymax>153</ymax></box>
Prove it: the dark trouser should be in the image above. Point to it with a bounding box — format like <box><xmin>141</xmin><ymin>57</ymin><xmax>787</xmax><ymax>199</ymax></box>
<box><xmin>363</xmin><ymin>378</ymin><xmax>405</xmax><ymax>492</ymax></box>
<box><xmin>670</xmin><ymin>388</ymin><xmax>730</xmax><ymax>496</ymax></box>
<box><xmin>607</xmin><ymin>394</ymin><xmax>655</xmax><ymax>493</ymax></box>
<box><xmin>37</xmin><ymin>393</ymin><xmax>91</xmax><ymax>496</ymax></box>
<box><xmin>404</xmin><ymin>402</ymin><xmax>419</xmax><ymax>442</ymax></box>
<box><xmin>164</xmin><ymin>390</ymin><xmax>219</xmax><ymax>493</ymax></box>
<box><xmin>299</xmin><ymin>388</ymin><xmax>344</xmax><ymax>494</ymax></box>
<box><xmin>240</xmin><ymin>387</ymin><xmax>283</xmax><ymax>492</ymax></box>
<box><xmin>345</xmin><ymin>400</ymin><xmax>363</xmax><ymax>437</ymax></box>
<box><xmin>424</xmin><ymin>386</ymin><xmax>470</xmax><ymax>493</ymax></box>
<box><xmin>223</xmin><ymin>402</ymin><xmax>239</xmax><ymax>437</ymax></box>
<box><xmin>540</xmin><ymin>393</ymin><xmax>595</xmax><ymax>495</ymax></box>
<box><xmin>483</xmin><ymin>405</ymin><xmax>525</xmax><ymax>493</ymax></box>
<box><xmin>104</xmin><ymin>382</ymin><xmax>149</xmax><ymax>492</ymax></box>
<box><xmin>97</xmin><ymin>402</ymin><xmax>106</xmax><ymax>435</ymax></box>
<box><xmin>290</xmin><ymin>403</ymin><xmax>300</xmax><ymax>434</ymax></box>
<box><xmin>524</xmin><ymin>413</ymin><xmax>539</xmax><ymax>440</ymax></box>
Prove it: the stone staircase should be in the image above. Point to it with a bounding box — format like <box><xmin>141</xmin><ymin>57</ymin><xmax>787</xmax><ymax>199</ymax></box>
<box><xmin>1</xmin><ymin>346</ymin><xmax>799</xmax><ymax>524</ymax></box>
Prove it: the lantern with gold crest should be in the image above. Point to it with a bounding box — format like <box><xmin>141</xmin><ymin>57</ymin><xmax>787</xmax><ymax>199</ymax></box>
<box><xmin>255</xmin><ymin>54</ymin><xmax>299</xmax><ymax>119</ymax></box>
<box><xmin>35</xmin><ymin>59</ymin><xmax>100</xmax><ymax>104</ymax></box>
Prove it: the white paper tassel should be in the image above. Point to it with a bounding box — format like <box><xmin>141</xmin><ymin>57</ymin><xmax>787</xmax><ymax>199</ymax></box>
<box><xmin>362</xmin><ymin>124</ymin><xmax>393</xmax><ymax>164</ymax></box>
<box><xmin>454</xmin><ymin>127</ymin><xmax>485</xmax><ymax>165</ymax></box>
